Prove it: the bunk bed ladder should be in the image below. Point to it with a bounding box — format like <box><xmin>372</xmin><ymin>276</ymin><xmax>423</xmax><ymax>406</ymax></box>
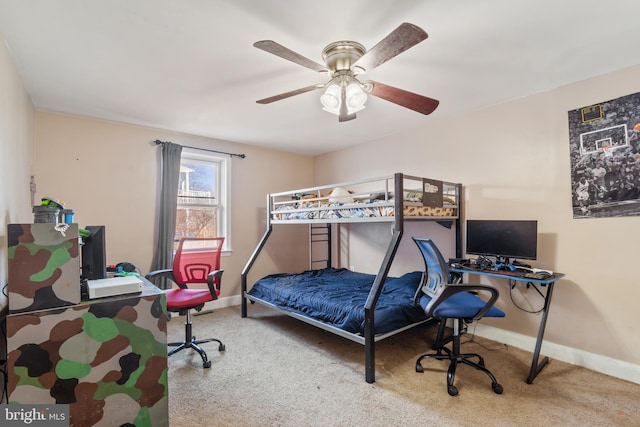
<box><xmin>309</xmin><ymin>224</ymin><xmax>331</xmax><ymax>269</ymax></box>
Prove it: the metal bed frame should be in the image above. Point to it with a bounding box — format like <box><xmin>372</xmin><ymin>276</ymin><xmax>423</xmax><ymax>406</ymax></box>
<box><xmin>241</xmin><ymin>172</ymin><xmax>462</xmax><ymax>383</ymax></box>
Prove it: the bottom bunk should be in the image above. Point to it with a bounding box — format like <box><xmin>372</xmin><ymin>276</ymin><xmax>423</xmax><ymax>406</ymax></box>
<box><xmin>244</xmin><ymin>267</ymin><xmax>435</xmax><ymax>381</ymax></box>
<box><xmin>246</xmin><ymin>268</ymin><xmax>428</xmax><ymax>336</ymax></box>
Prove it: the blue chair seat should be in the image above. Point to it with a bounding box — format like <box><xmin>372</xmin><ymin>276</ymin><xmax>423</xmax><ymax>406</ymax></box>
<box><xmin>419</xmin><ymin>292</ymin><xmax>505</xmax><ymax>319</ymax></box>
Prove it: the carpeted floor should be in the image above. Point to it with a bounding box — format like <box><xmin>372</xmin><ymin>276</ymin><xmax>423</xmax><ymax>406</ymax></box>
<box><xmin>166</xmin><ymin>304</ymin><xmax>640</xmax><ymax>427</ymax></box>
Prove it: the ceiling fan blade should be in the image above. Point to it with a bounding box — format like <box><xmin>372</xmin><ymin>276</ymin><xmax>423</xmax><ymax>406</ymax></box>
<box><xmin>368</xmin><ymin>81</ymin><xmax>439</xmax><ymax>115</ymax></box>
<box><xmin>352</xmin><ymin>23</ymin><xmax>428</xmax><ymax>73</ymax></box>
<box><xmin>254</xmin><ymin>40</ymin><xmax>330</xmax><ymax>74</ymax></box>
<box><xmin>256</xmin><ymin>84</ymin><xmax>323</xmax><ymax>104</ymax></box>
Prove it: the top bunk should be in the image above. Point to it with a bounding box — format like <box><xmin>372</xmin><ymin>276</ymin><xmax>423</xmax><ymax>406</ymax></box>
<box><xmin>269</xmin><ymin>173</ymin><xmax>461</xmax><ymax>225</ymax></box>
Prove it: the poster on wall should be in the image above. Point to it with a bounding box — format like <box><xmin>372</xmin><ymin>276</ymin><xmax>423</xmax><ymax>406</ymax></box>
<box><xmin>568</xmin><ymin>91</ymin><xmax>640</xmax><ymax>218</ymax></box>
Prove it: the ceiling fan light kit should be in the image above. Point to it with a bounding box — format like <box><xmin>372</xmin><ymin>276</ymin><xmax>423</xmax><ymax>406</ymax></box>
<box><xmin>345</xmin><ymin>83</ymin><xmax>367</xmax><ymax>110</ymax></box>
<box><xmin>320</xmin><ymin>84</ymin><xmax>341</xmax><ymax>111</ymax></box>
<box><xmin>254</xmin><ymin>22</ymin><xmax>439</xmax><ymax>122</ymax></box>
<box><xmin>320</xmin><ymin>77</ymin><xmax>368</xmax><ymax>117</ymax></box>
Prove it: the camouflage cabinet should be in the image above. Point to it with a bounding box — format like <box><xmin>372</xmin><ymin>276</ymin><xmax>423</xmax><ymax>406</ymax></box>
<box><xmin>8</xmin><ymin>223</ymin><xmax>81</xmax><ymax>313</ymax></box>
<box><xmin>6</xmin><ymin>282</ymin><xmax>169</xmax><ymax>427</ymax></box>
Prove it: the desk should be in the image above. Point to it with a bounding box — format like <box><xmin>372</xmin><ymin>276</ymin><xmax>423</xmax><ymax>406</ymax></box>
<box><xmin>450</xmin><ymin>267</ymin><xmax>565</xmax><ymax>384</ymax></box>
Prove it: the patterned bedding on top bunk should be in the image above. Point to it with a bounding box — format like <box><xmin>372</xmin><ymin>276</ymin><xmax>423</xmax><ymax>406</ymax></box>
<box><xmin>272</xmin><ymin>190</ymin><xmax>456</xmax><ymax>220</ymax></box>
<box><xmin>247</xmin><ymin>268</ymin><xmax>428</xmax><ymax>335</ymax></box>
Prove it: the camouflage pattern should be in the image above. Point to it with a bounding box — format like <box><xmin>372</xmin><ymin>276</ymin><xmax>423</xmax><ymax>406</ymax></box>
<box><xmin>8</xmin><ymin>223</ymin><xmax>81</xmax><ymax>313</ymax></box>
<box><xmin>6</xmin><ymin>283</ymin><xmax>168</xmax><ymax>427</ymax></box>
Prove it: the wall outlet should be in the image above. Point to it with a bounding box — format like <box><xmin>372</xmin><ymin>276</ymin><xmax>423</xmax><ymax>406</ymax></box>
<box><xmin>350</xmin><ymin>265</ymin><xmax>355</xmax><ymax>271</ymax></box>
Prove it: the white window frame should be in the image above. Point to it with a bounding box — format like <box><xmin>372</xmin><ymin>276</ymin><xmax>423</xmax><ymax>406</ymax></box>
<box><xmin>177</xmin><ymin>149</ymin><xmax>231</xmax><ymax>252</ymax></box>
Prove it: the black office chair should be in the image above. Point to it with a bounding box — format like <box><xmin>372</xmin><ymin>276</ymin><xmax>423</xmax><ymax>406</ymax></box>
<box><xmin>412</xmin><ymin>237</ymin><xmax>505</xmax><ymax>396</ymax></box>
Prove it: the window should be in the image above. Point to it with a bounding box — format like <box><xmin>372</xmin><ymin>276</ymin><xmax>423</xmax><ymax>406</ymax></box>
<box><xmin>175</xmin><ymin>149</ymin><xmax>229</xmax><ymax>250</ymax></box>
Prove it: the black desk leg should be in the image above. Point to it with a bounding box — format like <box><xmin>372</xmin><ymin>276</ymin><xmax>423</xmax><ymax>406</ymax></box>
<box><xmin>527</xmin><ymin>281</ymin><xmax>555</xmax><ymax>384</ymax></box>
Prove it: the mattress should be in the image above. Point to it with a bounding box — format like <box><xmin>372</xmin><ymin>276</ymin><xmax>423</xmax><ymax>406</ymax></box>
<box><xmin>247</xmin><ymin>268</ymin><xmax>428</xmax><ymax>335</ymax></box>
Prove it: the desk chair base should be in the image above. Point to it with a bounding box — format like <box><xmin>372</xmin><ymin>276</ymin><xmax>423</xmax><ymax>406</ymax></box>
<box><xmin>169</xmin><ymin>310</ymin><xmax>225</xmax><ymax>368</ymax></box>
<box><xmin>416</xmin><ymin>319</ymin><xmax>503</xmax><ymax>396</ymax></box>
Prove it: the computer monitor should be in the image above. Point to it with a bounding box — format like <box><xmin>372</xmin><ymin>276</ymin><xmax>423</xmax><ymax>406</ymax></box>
<box><xmin>466</xmin><ymin>220</ymin><xmax>538</xmax><ymax>264</ymax></box>
<box><xmin>81</xmin><ymin>225</ymin><xmax>107</xmax><ymax>280</ymax></box>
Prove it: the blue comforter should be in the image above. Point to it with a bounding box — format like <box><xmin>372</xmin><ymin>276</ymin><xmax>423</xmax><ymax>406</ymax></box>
<box><xmin>247</xmin><ymin>268</ymin><xmax>428</xmax><ymax>335</ymax></box>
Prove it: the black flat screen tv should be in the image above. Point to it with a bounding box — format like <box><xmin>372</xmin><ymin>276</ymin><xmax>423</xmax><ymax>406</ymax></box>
<box><xmin>466</xmin><ymin>220</ymin><xmax>537</xmax><ymax>263</ymax></box>
<box><xmin>81</xmin><ymin>225</ymin><xmax>107</xmax><ymax>280</ymax></box>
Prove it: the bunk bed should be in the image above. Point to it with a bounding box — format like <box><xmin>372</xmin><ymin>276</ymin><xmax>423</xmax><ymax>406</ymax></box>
<box><xmin>241</xmin><ymin>173</ymin><xmax>462</xmax><ymax>383</ymax></box>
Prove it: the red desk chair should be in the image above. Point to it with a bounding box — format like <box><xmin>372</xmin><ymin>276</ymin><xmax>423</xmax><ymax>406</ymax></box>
<box><xmin>147</xmin><ymin>237</ymin><xmax>225</xmax><ymax>368</ymax></box>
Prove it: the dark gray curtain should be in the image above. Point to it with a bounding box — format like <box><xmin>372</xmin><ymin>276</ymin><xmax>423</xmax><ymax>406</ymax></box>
<box><xmin>150</xmin><ymin>141</ymin><xmax>182</xmax><ymax>289</ymax></box>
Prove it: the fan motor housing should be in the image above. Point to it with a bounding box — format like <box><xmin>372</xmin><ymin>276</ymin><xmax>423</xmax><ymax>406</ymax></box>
<box><xmin>322</xmin><ymin>41</ymin><xmax>365</xmax><ymax>72</ymax></box>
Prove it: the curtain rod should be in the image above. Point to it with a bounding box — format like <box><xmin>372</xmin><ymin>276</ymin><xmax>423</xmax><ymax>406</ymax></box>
<box><xmin>153</xmin><ymin>139</ymin><xmax>246</xmax><ymax>159</ymax></box>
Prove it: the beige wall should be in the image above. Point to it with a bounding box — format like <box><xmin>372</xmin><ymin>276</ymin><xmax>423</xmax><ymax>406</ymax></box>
<box><xmin>0</xmin><ymin>38</ymin><xmax>35</xmax><ymax>312</ymax></box>
<box><xmin>34</xmin><ymin>112</ymin><xmax>314</xmax><ymax>298</ymax></box>
<box><xmin>315</xmin><ymin>64</ymin><xmax>640</xmax><ymax>370</ymax></box>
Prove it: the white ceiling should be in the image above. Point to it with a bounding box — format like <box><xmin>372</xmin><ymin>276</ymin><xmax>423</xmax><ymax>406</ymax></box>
<box><xmin>1</xmin><ymin>0</ymin><xmax>639</xmax><ymax>156</ymax></box>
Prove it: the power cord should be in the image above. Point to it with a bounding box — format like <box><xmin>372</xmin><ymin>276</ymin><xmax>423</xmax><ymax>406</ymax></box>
<box><xmin>508</xmin><ymin>279</ymin><xmax>545</xmax><ymax>314</ymax></box>
<box><xmin>460</xmin><ymin>320</ymin><xmax>509</xmax><ymax>352</ymax></box>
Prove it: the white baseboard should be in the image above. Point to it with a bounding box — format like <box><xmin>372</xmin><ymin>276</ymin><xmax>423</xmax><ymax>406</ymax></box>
<box><xmin>474</xmin><ymin>323</ymin><xmax>640</xmax><ymax>385</ymax></box>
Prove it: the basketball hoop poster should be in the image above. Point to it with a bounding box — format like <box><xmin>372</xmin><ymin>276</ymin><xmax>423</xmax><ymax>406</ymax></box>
<box><xmin>568</xmin><ymin>91</ymin><xmax>640</xmax><ymax>218</ymax></box>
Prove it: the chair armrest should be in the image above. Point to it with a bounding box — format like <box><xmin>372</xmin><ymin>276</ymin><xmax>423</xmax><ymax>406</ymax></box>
<box><xmin>424</xmin><ymin>283</ymin><xmax>499</xmax><ymax>320</ymax></box>
<box><xmin>206</xmin><ymin>269</ymin><xmax>224</xmax><ymax>300</ymax></box>
<box><xmin>145</xmin><ymin>269</ymin><xmax>179</xmax><ymax>290</ymax></box>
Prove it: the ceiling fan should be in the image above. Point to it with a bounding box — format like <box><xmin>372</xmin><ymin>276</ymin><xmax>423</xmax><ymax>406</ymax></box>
<box><xmin>254</xmin><ymin>22</ymin><xmax>439</xmax><ymax>122</ymax></box>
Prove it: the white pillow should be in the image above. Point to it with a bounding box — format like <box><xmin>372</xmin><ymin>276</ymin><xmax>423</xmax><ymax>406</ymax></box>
<box><xmin>329</xmin><ymin>187</ymin><xmax>354</xmax><ymax>204</ymax></box>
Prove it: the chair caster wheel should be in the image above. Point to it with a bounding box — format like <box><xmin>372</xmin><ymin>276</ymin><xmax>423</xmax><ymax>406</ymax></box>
<box><xmin>415</xmin><ymin>363</ymin><xmax>424</xmax><ymax>373</ymax></box>
<box><xmin>203</xmin><ymin>360</ymin><xmax>212</xmax><ymax>368</ymax></box>
<box><xmin>447</xmin><ymin>385</ymin><xmax>458</xmax><ymax>396</ymax></box>
<box><xmin>492</xmin><ymin>383</ymin><xmax>503</xmax><ymax>394</ymax></box>
<box><xmin>218</xmin><ymin>344</ymin><xmax>226</xmax><ymax>351</ymax></box>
